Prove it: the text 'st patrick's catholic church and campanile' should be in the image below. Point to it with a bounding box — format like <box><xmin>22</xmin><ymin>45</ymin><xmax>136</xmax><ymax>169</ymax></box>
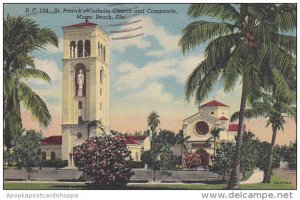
<box><xmin>61</xmin><ymin>21</ymin><xmax>110</xmax><ymax>167</ymax></box>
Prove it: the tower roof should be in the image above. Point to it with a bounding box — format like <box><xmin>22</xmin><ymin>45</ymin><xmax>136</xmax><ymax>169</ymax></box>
<box><xmin>63</xmin><ymin>21</ymin><xmax>98</xmax><ymax>29</ymax></box>
<box><xmin>200</xmin><ymin>100</ymin><xmax>229</xmax><ymax>108</ymax></box>
<box><xmin>219</xmin><ymin>116</ymin><xmax>228</xmax><ymax>120</ymax></box>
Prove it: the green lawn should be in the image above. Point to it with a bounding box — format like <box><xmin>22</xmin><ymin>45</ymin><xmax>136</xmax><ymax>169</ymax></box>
<box><xmin>4</xmin><ymin>176</ymin><xmax>295</xmax><ymax>190</ymax></box>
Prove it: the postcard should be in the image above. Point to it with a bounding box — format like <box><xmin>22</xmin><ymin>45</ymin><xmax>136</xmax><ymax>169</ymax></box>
<box><xmin>2</xmin><ymin>2</ymin><xmax>297</xmax><ymax>197</ymax></box>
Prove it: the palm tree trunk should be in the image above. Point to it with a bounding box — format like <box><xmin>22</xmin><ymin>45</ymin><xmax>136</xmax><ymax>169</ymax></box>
<box><xmin>228</xmin><ymin>87</ymin><xmax>247</xmax><ymax>189</ymax></box>
<box><xmin>263</xmin><ymin>128</ymin><xmax>277</xmax><ymax>183</ymax></box>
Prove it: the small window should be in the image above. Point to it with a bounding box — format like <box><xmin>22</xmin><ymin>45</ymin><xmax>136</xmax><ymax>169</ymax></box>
<box><xmin>103</xmin><ymin>46</ymin><xmax>106</xmax><ymax>62</ymax></box>
<box><xmin>51</xmin><ymin>152</ymin><xmax>56</xmax><ymax>161</ymax></box>
<box><xmin>77</xmin><ymin>132</ymin><xmax>82</xmax><ymax>139</ymax></box>
<box><xmin>78</xmin><ymin>101</ymin><xmax>82</xmax><ymax>109</ymax></box>
<box><xmin>42</xmin><ymin>152</ymin><xmax>46</xmax><ymax>160</ymax></box>
<box><xmin>78</xmin><ymin>116</ymin><xmax>83</xmax><ymax>123</ymax></box>
<box><xmin>211</xmin><ymin>112</ymin><xmax>214</xmax><ymax>115</ymax></box>
<box><xmin>100</xmin><ymin>69</ymin><xmax>103</xmax><ymax>84</ymax></box>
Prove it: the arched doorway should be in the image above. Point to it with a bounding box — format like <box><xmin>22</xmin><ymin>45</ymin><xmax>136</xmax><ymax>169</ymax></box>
<box><xmin>196</xmin><ymin>148</ymin><xmax>210</xmax><ymax>166</ymax></box>
<box><xmin>50</xmin><ymin>151</ymin><xmax>56</xmax><ymax>160</ymax></box>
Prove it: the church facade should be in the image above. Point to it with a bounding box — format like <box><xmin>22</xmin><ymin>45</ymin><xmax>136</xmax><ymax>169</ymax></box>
<box><xmin>61</xmin><ymin>21</ymin><xmax>110</xmax><ymax>166</ymax></box>
<box><xmin>182</xmin><ymin>100</ymin><xmax>242</xmax><ymax>166</ymax></box>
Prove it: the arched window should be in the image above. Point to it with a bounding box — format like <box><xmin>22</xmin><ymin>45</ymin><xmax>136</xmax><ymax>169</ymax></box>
<box><xmin>77</xmin><ymin>40</ymin><xmax>83</xmax><ymax>57</ymax></box>
<box><xmin>100</xmin><ymin>69</ymin><xmax>103</xmax><ymax>84</ymax></box>
<box><xmin>51</xmin><ymin>151</ymin><xmax>56</xmax><ymax>160</ymax></box>
<box><xmin>78</xmin><ymin>101</ymin><xmax>82</xmax><ymax>109</ymax></box>
<box><xmin>84</xmin><ymin>40</ymin><xmax>90</xmax><ymax>57</ymax></box>
<box><xmin>42</xmin><ymin>152</ymin><xmax>46</xmax><ymax>160</ymax></box>
<box><xmin>98</xmin><ymin>42</ymin><xmax>101</xmax><ymax>57</ymax></box>
<box><xmin>70</xmin><ymin>41</ymin><xmax>76</xmax><ymax>58</ymax></box>
<box><xmin>103</xmin><ymin>46</ymin><xmax>106</xmax><ymax>62</ymax></box>
<box><xmin>78</xmin><ymin>116</ymin><xmax>83</xmax><ymax>123</ymax></box>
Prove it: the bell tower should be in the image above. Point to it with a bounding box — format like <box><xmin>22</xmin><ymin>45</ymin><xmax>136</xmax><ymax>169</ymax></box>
<box><xmin>61</xmin><ymin>21</ymin><xmax>110</xmax><ymax>166</ymax></box>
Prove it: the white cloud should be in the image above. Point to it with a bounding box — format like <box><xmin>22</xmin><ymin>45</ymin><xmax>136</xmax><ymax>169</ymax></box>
<box><xmin>114</xmin><ymin>55</ymin><xmax>204</xmax><ymax>91</ymax></box>
<box><xmin>43</xmin><ymin>38</ymin><xmax>63</xmax><ymax>54</ymax></box>
<box><xmin>110</xmin><ymin>16</ymin><xmax>179</xmax><ymax>56</ymax></box>
<box><xmin>28</xmin><ymin>59</ymin><xmax>61</xmax><ymax>85</ymax></box>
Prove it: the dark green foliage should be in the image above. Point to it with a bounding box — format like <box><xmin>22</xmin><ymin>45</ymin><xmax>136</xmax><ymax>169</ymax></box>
<box><xmin>43</xmin><ymin>160</ymin><xmax>68</xmax><ymax>169</ymax></box>
<box><xmin>256</xmin><ymin>142</ymin><xmax>281</xmax><ymax>170</ymax></box>
<box><xmin>12</xmin><ymin>130</ymin><xmax>44</xmax><ymax>180</ymax></box>
<box><xmin>240</xmin><ymin>132</ymin><xmax>259</xmax><ymax>177</ymax></box>
<box><xmin>283</xmin><ymin>142</ymin><xmax>296</xmax><ymax>169</ymax></box>
<box><xmin>127</xmin><ymin>161</ymin><xmax>145</xmax><ymax>169</ymax></box>
<box><xmin>210</xmin><ymin>141</ymin><xmax>235</xmax><ymax>180</ymax></box>
<box><xmin>153</xmin><ymin>130</ymin><xmax>177</xmax><ymax>149</ymax></box>
<box><xmin>160</xmin><ymin>149</ymin><xmax>177</xmax><ymax>170</ymax></box>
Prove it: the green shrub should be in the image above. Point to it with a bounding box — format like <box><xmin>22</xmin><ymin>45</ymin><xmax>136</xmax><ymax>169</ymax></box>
<box><xmin>127</xmin><ymin>161</ymin><xmax>145</xmax><ymax>168</ymax></box>
<box><xmin>43</xmin><ymin>160</ymin><xmax>68</xmax><ymax>168</ymax></box>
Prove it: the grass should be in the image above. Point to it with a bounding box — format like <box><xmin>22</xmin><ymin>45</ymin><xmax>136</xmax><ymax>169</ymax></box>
<box><xmin>4</xmin><ymin>175</ymin><xmax>295</xmax><ymax>190</ymax></box>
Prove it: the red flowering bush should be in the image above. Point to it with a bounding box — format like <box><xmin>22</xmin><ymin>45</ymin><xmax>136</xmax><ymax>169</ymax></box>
<box><xmin>73</xmin><ymin>136</ymin><xmax>132</xmax><ymax>187</ymax></box>
<box><xmin>184</xmin><ymin>152</ymin><xmax>202</xmax><ymax>169</ymax></box>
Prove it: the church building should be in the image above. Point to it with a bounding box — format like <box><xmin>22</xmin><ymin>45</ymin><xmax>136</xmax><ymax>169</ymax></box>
<box><xmin>61</xmin><ymin>21</ymin><xmax>110</xmax><ymax>167</ymax></box>
<box><xmin>182</xmin><ymin>100</ymin><xmax>243</xmax><ymax>166</ymax></box>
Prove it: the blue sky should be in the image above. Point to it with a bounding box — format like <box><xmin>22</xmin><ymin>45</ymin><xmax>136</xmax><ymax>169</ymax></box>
<box><xmin>4</xmin><ymin>3</ymin><xmax>296</xmax><ymax>144</ymax></box>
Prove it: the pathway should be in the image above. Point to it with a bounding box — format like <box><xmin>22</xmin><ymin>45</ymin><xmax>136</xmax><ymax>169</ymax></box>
<box><xmin>240</xmin><ymin>169</ymin><xmax>264</xmax><ymax>184</ymax></box>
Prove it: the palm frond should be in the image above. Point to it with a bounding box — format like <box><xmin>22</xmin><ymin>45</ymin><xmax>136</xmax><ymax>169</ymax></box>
<box><xmin>271</xmin><ymin>68</ymin><xmax>294</xmax><ymax>102</ymax></box>
<box><xmin>188</xmin><ymin>3</ymin><xmax>239</xmax><ymax>22</ymax></box>
<box><xmin>275</xmin><ymin>4</ymin><xmax>296</xmax><ymax>33</ymax></box>
<box><xmin>12</xmin><ymin>68</ymin><xmax>51</xmax><ymax>83</ymax></box>
<box><xmin>18</xmin><ymin>81</ymin><xmax>51</xmax><ymax>127</ymax></box>
<box><xmin>179</xmin><ymin>21</ymin><xmax>233</xmax><ymax>54</ymax></box>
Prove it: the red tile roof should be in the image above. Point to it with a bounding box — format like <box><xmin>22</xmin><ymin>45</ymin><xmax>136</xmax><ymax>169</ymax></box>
<box><xmin>201</xmin><ymin>100</ymin><xmax>229</xmax><ymax>107</ymax></box>
<box><xmin>124</xmin><ymin>139</ymin><xmax>139</xmax><ymax>145</ymax></box>
<box><xmin>124</xmin><ymin>136</ymin><xmax>147</xmax><ymax>141</ymax></box>
<box><xmin>63</xmin><ymin>21</ymin><xmax>97</xmax><ymax>28</ymax></box>
<box><xmin>40</xmin><ymin>136</ymin><xmax>62</xmax><ymax>145</ymax></box>
<box><xmin>219</xmin><ymin>116</ymin><xmax>228</xmax><ymax>120</ymax></box>
<box><xmin>228</xmin><ymin>124</ymin><xmax>246</xmax><ymax>132</ymax></box>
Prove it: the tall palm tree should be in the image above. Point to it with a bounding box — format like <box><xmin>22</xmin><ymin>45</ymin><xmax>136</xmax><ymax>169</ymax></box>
<box><xmin>147</xmin><ymin>111</ymin><xmax>160</xmax><ymax>141</ymax></box>
<box><xmin>231</xmin><ymin>96</ymin><xmax>296</xmax><ymax>183</ymax></box>
<box><xmin>179</xmin><ymin>4</ymin><xmax>296</xmax><ymax>189</ymax></box>
<box><xmin>206</xmin><ymin>128</ymin><xmax>223</xmax><ymax>157</ymax></box>
<box><xmin>4</xmin><ymin>15</ymin><xmax>58</xmax><ymax>149</ymax></box>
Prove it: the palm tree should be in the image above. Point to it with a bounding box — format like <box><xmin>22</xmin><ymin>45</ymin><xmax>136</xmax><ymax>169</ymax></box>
<box><xmin>179</xmin><ymin>4</ymin><xmax>296</xmax><ymax>189</ymax></box>
<box><xmin>231</xmin><ymin>96</ymin><xmax>296</xmax><ymax>183</ymax></box>
<box><xmin>4</xmin><ymin>15</ymin><xmax>58</xmax><ymax>150</ymax></box>
<box><xmin>80</xmin><ymin>120</ymin><xmax>105</xmax><ymax>138</ymax></box>
<box><xmin>176</xmin><ymin>131</ymin><xmax>190</xmax><ymax>166</ymax></box>
<box><xmin>147</xmin><ymin>111</ymin><xmax>160</xmax><ymax>141</ymax></box>
<box><xmin>206</xmin><ymin>128</ymin><xmax>223</xmax><ymax>157</ymax></box>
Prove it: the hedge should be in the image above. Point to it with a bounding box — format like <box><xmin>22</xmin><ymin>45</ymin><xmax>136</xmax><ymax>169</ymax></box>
<box><xmin>43</xmin><ymin>160</ymin><xmax>68</xmax><ymax>168</ymax></box>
